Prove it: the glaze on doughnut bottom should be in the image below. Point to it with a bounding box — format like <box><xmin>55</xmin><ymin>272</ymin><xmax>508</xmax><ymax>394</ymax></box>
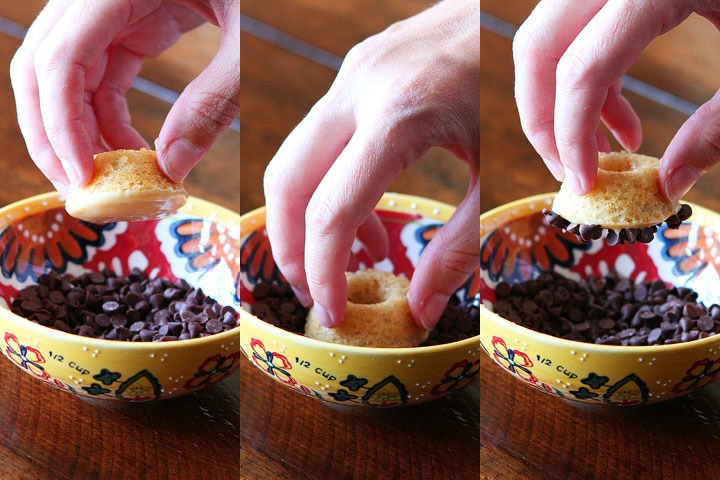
<box><xmin>305</xmin><ymin>269</ymin><xmax>429</xmax><ymax>348</ymax></box>
<box><xmin>65</xmin><ymin>149</ymin><xmax>188</xmax><ymax>223</ymax></box>
<box><xmin>544</xmin><ymin>151</ymin><xmax>693</xmax><ymax>245</ymax></box>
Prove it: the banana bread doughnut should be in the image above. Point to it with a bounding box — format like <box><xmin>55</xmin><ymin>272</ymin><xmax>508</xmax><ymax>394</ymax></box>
<box><xmin>543</xmin><ymin>151</ymin><xmax>692</xmax><ymax>245</ymax></box>
<box><xmin>65</xmin><ymin>149</ymin><xmax>188</xmax><ymax>223</ymax></box>
<box><xmin>304</xmin><ymin>269</ymin><xmax>429</xmax><ymax>348</ymax></box>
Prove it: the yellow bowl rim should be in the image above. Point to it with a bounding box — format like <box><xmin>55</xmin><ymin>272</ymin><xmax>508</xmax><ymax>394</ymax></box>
<box><xmin>0</xmin><ymin>191</ymin><xmax>240</xmax><ymax>351</ymax></box>
<box><xmin>480</xmin><ymin>191</ymin><xmax>720</xmax><ymax>354</ymax></box>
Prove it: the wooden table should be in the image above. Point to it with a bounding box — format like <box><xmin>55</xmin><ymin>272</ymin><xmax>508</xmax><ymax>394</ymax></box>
<box><xmin>0</xmin><ymin>3</ymin><xmax>239</xmax><ymax>479</ymax></box>
<box><xmin>481</xmin><ymin>2</ymin><xmax>720</xmax><ymax>479</ymax></box>
<box><xmin>239</xmin><ymin>1</ymin><xmax>479</xmax><ymax>479</ymax></box>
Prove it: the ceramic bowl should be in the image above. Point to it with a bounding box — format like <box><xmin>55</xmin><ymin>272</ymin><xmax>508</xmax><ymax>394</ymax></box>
<box><xmin>239</xmin><ymin>193</ymin><xmax>480</xmax><ymax>407</ymax></box>
<box><xmin>480</xmin><ymin>192</ymin><xmax>720</xmax><ymax>405</ymax></box>
<box><xmin>0</xmin><ymin>192</ymin><xmax>240</xmax><ymax>402</ymax></box>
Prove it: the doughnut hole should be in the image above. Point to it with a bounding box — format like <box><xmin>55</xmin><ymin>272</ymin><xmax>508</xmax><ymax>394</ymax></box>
<box><xmin>305</xmin><ymin>269</ymin><xmax>430</xmax><ymax>348</ymax></box>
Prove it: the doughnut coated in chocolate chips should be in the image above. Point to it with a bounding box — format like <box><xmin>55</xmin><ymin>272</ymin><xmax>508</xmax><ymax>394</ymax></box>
<box><xmin>542</xmin><ymin>204</ymin><xmax>692</xmax><ymax>245</ymax></box>
<box><xmin>493</xmin><ymin>270</ymin><xmax>720</xmax><ymax>346</ymax></box>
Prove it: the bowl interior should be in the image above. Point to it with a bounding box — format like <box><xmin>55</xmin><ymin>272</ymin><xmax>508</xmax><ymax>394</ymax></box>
<box><xmin>480</xmin><ymin>194</ymin><xmax>720</xmax><ymax>310</ymax></box>
<box><xmin>0</xmin><ymin>193</ymin><xmax>240</xmax><ymax>318</ymax></box>
<box><xmin>239</xmin><ymin>196</ymin><xmax>479</xmax><ymax>319</ymax></box>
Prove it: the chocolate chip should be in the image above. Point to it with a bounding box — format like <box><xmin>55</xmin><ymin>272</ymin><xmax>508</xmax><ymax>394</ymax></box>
<box><xmin>698</xmin><ymin>316</ymin><xmax>714</xmax><ymax>332</ymax></box>
<box><xmin>543</xmin><ymin>205</ymin><xmax>692</xmax><ymax>245</ymax></box>
<box><xmin>11</xmin><ymin>269</ymin><xmax>238</xmax><ymax>342</ymax></box>
<box><xmin>491</xmin><ymin>270</ymin><xmax>720</xmax><ymax>346</ymax></box>
<box><xmin>102</xmin><ymin>301</ymin><xmax>121</xmax><ymax>314</ymax></box>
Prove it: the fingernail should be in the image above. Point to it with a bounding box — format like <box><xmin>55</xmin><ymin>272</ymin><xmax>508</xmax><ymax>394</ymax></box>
<box><xmin>314</xmin><ymin>303</ymin><xmax>337</xmax><ymax>328</ymax></box>
<box><xmin>418</xmin><ymin>293</ymin><xmax>448</xmax><ymax>330</ymax></box>
<box><xmin>542</xmin><ymin>156</ymin><xmax>565</xmax><ymax>182</ymax></box>
<box><xmin>291</xmin><ymin>286</ymin><xmax>312</xmax><ymax>308</ymax></box>
<box><xmin>563</xmin><ymin>167</ymin><xmax>585</xmax><ymax>195</ymax></box>
<box><xmin>665</xmin><ymin>166</ymin><xmax>700</xmax><ymax>202</ymax></box>
<box><xmin>59</xmin><ymin>158</ymin><xmax>81</xmax><ymax>186</ymax></box>
<box><xmin>159</xmin><ymin>139</ymin><xmax>202</xmax><ymax>182</ymax></box>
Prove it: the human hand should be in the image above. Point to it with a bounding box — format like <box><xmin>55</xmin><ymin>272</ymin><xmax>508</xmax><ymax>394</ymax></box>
<box><xmin>263</xmin><ymin>0</ymin><xmax>479</xmax><ymax>331</ymax></box>
<box><xmin>10</xmin><ymin>0</ymin><xmax>239</xmax><ymax>196</ymax></box>
<box><xmin>513</xmin><ymin>0</ymin><xmax>720</xmax><ymax>202</ymax></box>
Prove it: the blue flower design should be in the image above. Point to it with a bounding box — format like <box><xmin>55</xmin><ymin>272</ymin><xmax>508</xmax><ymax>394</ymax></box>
<box><xmin>582</xmin><ymin>372</ymin><xmax>610</xmax><ymax>389</ymax></box>
<box><xmin>329</xmin><ymin>390</ymin><xmax>358</xmax><ymax>402</ymax></box>
<box><xmin>340</xmin><ymin>375</ymin><xmax>368</xmax><ymax>391</ymax></box>
<box><xmin>82</xmin><ymin>383</ymin><xmax>112</xmax><ymax>396</ymax></box>
<box><xmin>94</xmin><ymin>368</ymin><xmax>122</xmax><ymax>386</ymax></box>
<box><xmin>570</xmin><ymin>387</ymin><xmax>599</xmax><ymax>400</ymax></box>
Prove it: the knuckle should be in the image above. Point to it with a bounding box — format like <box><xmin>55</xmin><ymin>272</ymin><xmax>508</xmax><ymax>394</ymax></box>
<box><xmin>342</xmin><ymin>37</ymin><xmax>379</xmax><ymax>71</ymax></box>
<box><xmin>511</xmin><ymin>25</ymin><xmax>538</xmax><ymax>61</ymax></box>
<box><xmin>555</xmin><ymin>51</ymin><xmax>597</xmax><ymax>92</ymax></box>
<box><xmin>262</xmin><ymin>159</ymin><xmax>289</xmax><ymax>197</ymax></box>
<box><xmin>187</xmin><ymin>91</ymin><xmax>239</xmax><ymax>138</ymax></box>
<box><xmin>9</xmin><ymin>47</ymin><xmax>31</xmax><ymax>81</ymax></box>
<box><xmin>305</xmin><ymin>196</ymin><xmax>342</xmax><ymax>238</ymax></box>
<box><xmin>699</xmin><ymin>118</ymin><xmax>720</xmax><ymax>170</ymax></box>
<box><xmin>33</xmin><ymin>42</ymin><xmax>63</xmax><ymax>76</ymax></box>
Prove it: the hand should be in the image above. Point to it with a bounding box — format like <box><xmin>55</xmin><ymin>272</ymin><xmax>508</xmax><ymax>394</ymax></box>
<box><xmin>10</xmin><ymin>0</ymin><xmax>239</xmax><ymax>195</ymax></box>
<box><xmin>513</xmin><ymin>0</ymin><xmax>720</xmax><ymax>201</ymax></box>
<box><xmin>263</xmin><ymin>0</ymin><xmax>479</xmax><ymax>330</ymax></box>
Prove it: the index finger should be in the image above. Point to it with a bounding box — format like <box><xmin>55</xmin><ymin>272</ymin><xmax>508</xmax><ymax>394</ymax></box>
<box><xmin>33</xmin><ymin>0</ymin><xmax>160</xmax><ymax>185</ymax></box>
<box><xmin>553</xmin><ymin>0</ymin><xmax>691</xmax><ymax>193</ymax></box>
<box><xmin>303</xmin><ymin>120</ymin><xmax>427</xmax><ymax>326</ymax></box>
<box><xmin>513</xmin><ymin>0</ymin><xmax>607</xmax><ymax>181</ymax></box>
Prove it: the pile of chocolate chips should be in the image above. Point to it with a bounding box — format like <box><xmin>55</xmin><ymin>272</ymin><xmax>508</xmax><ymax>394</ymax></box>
<box><xmin>542</xmin><ymin>204</ymin><xmax>692</xmax><ymax>245</ymax></box>
<box><xmin>250</xmin><ymin>282</ymin><xmax>479</xmax><ymax>346</ymax></box>
<box><xmin>493</xmin><ymin>270</ymin><xmax>720</xmax><ymax>346</ymax></box>
<box><xmin>11</xmin><ymin>269</ymin><xmax>239</xmax><ymax>342</ymax></box>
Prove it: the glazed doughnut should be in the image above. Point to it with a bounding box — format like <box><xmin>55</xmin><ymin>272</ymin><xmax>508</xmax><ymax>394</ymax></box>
<box><xmin>65</xmin><ymin>149</ymin><xmax>188</xmax><ymax>223</ymax></box>
<box><xmin>304</xmin><ymin>269</ymin><xmax>429</xmax><ymax>348</ymax></box>
<box><xmin>544</xmin><ymin>151</ymin><xmax>692</xmax><ymax>245</ymax></box>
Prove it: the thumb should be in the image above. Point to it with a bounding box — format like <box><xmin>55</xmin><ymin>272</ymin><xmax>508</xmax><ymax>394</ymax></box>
<box><xmin>407</xmin><ymin>178</ymin><xmax>479</xmax><ymax>330</ymax></box>
<box><xmin>661</xmin><ymin>90</ymin><xmax>720</xmax><ymax>202</ymax></box>
<box><xmin>156</xmin><ymin>21</ymin><xmax>239</xmax><ymax>182</ymax></box>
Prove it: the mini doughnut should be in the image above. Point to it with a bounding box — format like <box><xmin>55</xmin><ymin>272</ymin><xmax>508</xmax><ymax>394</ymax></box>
<box><xmin>304</xmin><ymin>269</ymin><xmax>429</xmax><ymax>348</ymax></box>
<box><xmin>65</xmin><ymin>149</ymin><xmax>188</xmax><ymax>223</ymax></box>
<box><xmin>544</xmin><ymin>151</ymin><xmax>692</xmax><ymax>245</ymax></box>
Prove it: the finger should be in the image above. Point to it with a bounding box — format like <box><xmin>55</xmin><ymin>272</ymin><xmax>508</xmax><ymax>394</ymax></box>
<box><xmin>34</xmin><ymin>0</ymin><xmax>149</xmax><ymax>186</ymax></box>
<box><xmin>554</xmin><ymin>0</ymin><xmax>691</xmax><ymax>194</ymax></box>
<box><xmin>513</xmin><ymin>0</ymin><xmax>608</xmax><ymax>181</ymax></box>
<box><xmin>93</xmin><ymin>45</ymin><xmax>149</xmax><ymax>150</ymax></box>
<box><xmin>601</xmin><ymin>81</ymin><xmax>642</xmax><ymax>152</ymax></box>
<box><xmin>407</xmin><ymin>172</ymin><xmax>479</xmax><ymax>330</ymax></box>
<box><xmin>156</xmin><ymin>13</ymin><xmax>240</xmax><ymax>182</ymax></box>
<box><xmin>661</xmin><ymin>89</ymin><xmax>720</xmax><ymax>202</ymax></box>
<box><xmin>596</xmin><ymin>129</ymin><xmax>611</xmax><ymax>153</ymax></box>
<box><xmin>10</xmin><ymin>0</ymin><xmax>76</xmax><ymax>191</ymax></box>
<box><xmin>263</xmin><ymin>94</ymin><xmax>355</xmax><ymax>306</ymax></box>
<box><xmin>303</xmin><ymin>122</ymin><xmax>428</xmax><ymax>327</ymax></box>
<box><xmin>355</xmin><ymin>211</ymin><xmax>389</xmax><ymax>263</ymax></box>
